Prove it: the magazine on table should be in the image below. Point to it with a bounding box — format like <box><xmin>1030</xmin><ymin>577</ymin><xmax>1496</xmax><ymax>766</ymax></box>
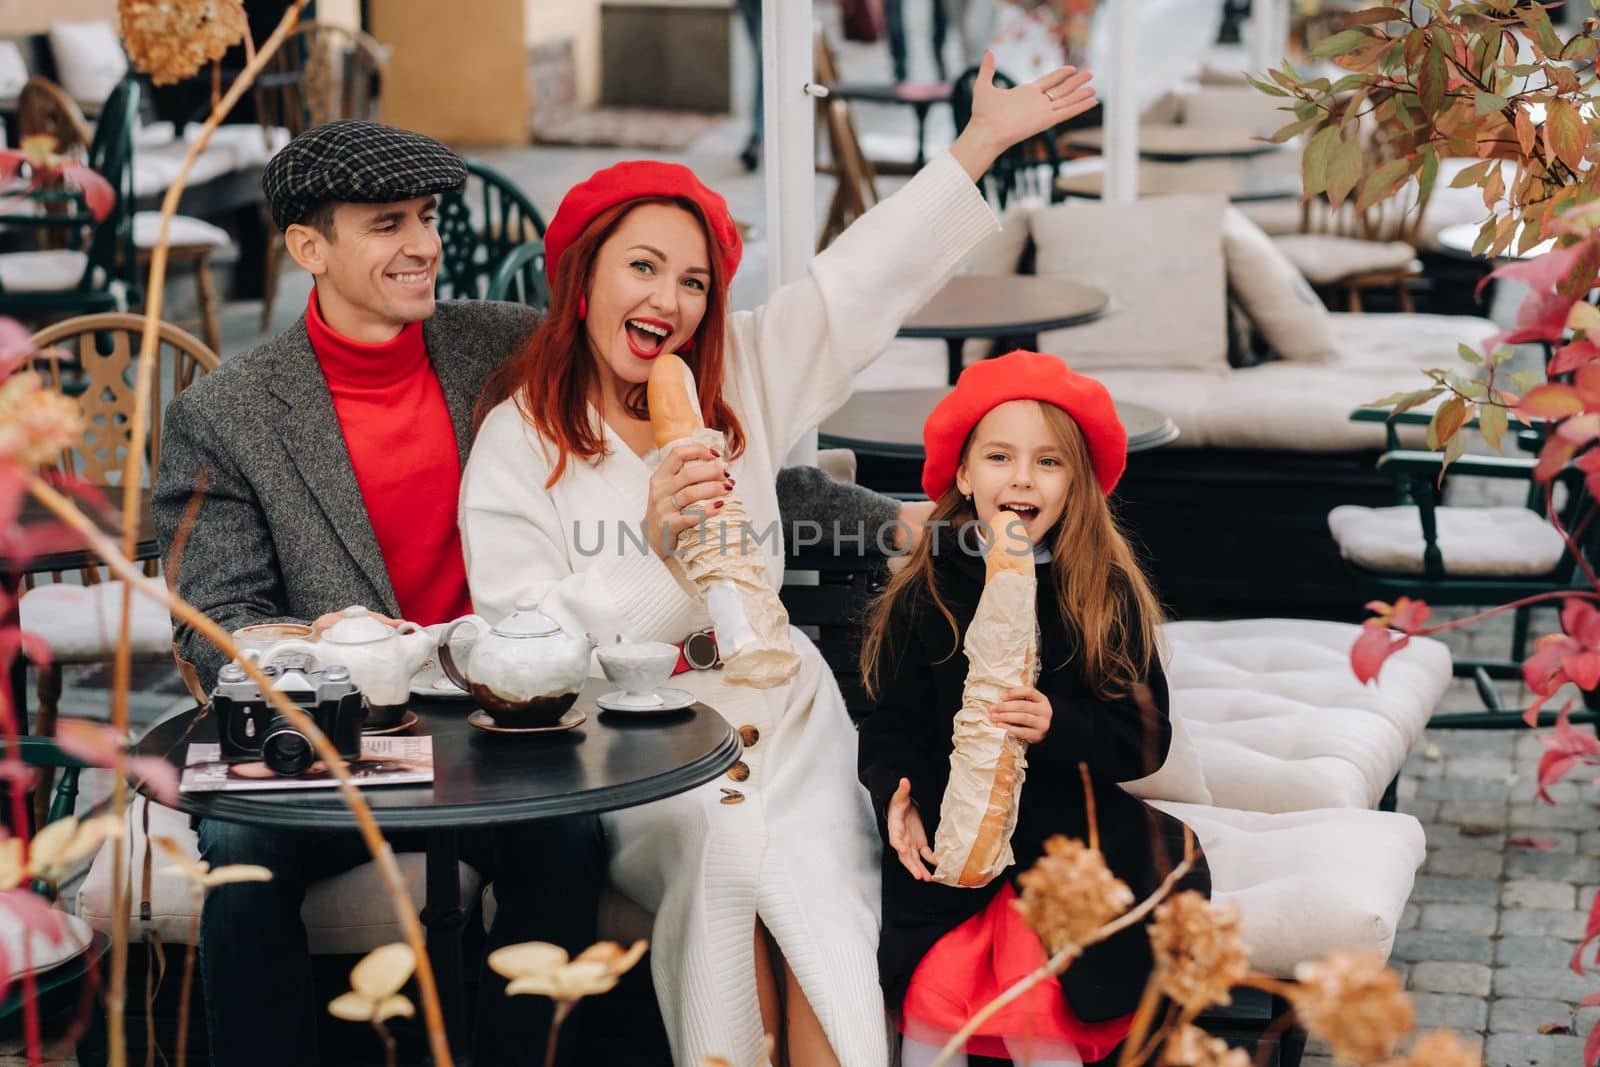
<box><xmin>179</xmin><ymin>737</ymin><xmax>434</xmax><ymax>793</ymax></box>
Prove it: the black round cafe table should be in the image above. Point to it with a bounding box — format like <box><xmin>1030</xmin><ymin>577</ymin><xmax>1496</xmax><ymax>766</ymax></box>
<box><xmin>132</xmin><ymin>678</ymin><xmax>740</xmax><ymax>1055</ymax></box>
<box><xmin>820</xmin><ymin>388</ymin><xmax>1179</xmax><ymax>493</ymax></box>
<box><xmin>901</xmin><ymin>275</ymin><xmax>1110</xmax><ymax>385</ymax></box>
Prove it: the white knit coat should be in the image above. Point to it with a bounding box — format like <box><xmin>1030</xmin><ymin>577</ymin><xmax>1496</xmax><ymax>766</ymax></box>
<box><xmin>460</xmin><ymin>152</ymin><xmax>996</xmax><ymax>1067</ymax></box>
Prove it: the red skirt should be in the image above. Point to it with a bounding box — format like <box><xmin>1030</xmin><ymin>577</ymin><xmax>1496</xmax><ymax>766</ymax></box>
<box><xmin>899</xmin><ymin>884</ymin><xmax>1134</xmax><ymax>1062</ymax></box>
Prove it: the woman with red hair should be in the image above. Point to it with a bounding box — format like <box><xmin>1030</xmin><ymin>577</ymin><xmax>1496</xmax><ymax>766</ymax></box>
<box><xmin>461</xmin><ymin>54</ymin><xmax>1096</xmax><ymax>1067</ymax></box>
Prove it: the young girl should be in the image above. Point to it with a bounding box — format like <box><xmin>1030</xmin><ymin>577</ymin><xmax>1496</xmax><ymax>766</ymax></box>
<box><xmin>857</xmin><ymin>351</ymin><xmax>1211</xmax><ymax>1066</ymax></box>
<box><xmin>460</xmin><ymin>62</ymin><xmax>1098</xmax><ymax>1067</ymax></box>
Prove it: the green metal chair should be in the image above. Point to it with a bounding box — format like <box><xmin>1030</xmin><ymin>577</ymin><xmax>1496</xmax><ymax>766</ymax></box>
<box><xmin>1329</xmin><ymin>427</ymin><xmax>1597</xmax><ymax>728</ymax></box>
<box><xmin>0</xmin><ymin>77</ymin><xmax>140</xmax><ymax>321</ymax></box>
<box><xmin>0</xmin><ymin>737</ymin><xmax>105</xmax><ymax>1042</ymax></box>
<box><xmin>436</xmin><ymin>158</ymin><xmax>547</xmax><ymax>301</ymax></box>
<box><xmin>484</xmin><ymin>240</ymin><xmax>550</xmax><ymax>311</ymax></box>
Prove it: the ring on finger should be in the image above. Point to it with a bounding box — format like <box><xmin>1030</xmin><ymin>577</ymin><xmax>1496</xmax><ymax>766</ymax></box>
<box><xmin>1043</xmin><ymin>86</ymin><xmax>1056</xmax><ymax>101</ymax></box>
<box><xmin>671</xmin><ymin>490</ymin><xmax>683</xmax><ymax>510</ymax></box>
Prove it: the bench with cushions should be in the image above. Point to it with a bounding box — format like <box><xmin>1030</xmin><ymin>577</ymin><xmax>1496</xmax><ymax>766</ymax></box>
<box><xmin>917</xmin><ymin>194</ymin><xmax>1500</xmax><ymax>620</ymax></box>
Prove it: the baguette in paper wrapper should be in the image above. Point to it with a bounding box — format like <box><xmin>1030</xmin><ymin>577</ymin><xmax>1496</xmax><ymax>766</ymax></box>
<box><xmin>932</xmin><ymin>513</ymin><xmax>1039</xmax><ymax>888</ymax></box>
<box><xmin>648</xmin><ymin>353</ymin><xmax>801</xmax><ymax>688</ymax></box>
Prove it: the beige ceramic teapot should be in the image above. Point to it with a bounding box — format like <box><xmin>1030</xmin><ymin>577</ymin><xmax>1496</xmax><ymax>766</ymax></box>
<box><xmin>440</xmin><ymin>600</ymin><xmax>593</xmax><ymax>725</ymax></box>
<box><xmin>260</xmin><ymin>606</ymin><xmax>436</xmax><ymax>726</ymax></box>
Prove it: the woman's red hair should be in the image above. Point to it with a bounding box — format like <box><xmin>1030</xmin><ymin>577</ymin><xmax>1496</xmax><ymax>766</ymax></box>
<box><xmin>478</xmin><ymin>195</ymin><xmax>745</xmax><ymax>486</ymax></box>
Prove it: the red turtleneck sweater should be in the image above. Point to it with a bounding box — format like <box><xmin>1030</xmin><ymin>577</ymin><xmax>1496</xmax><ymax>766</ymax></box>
<box><xmin>305</xmin><ymin>290</ymin><xmax>472</xmax><ymax>625</ymax></box>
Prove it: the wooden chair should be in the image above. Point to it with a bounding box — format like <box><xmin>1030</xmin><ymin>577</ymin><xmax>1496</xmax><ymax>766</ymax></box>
<box><xmin>484</xmin><ymin>240</ymin><xmax>551</xmax><ymax>311</ymax></box>
<box><xmin>0</xmin><ymin>78</ymin><xmax>139</xmax><ymax>324</ymax></box>
<box><xmin>16</xmin><ymin>77</ymin><xmax>228</xmax><ymax>352</ymax></box>
<box><xmin>254</xmin><ymin>20</ymin><xmax>388</xmax><ymax>328</ymax></box>
<box><xmin>18</xmin><ymin>315</ymin><xmax>219</xmax><ymax>823</ymax></box>
<box><xmin>1274</xmin><ymin>104</ymin><xmax>1432</xmax><ymax>313</ymax></box>
<box><xmin>813</xmin><ymin>33</ymin><xmax>880</xmax><ymax>251</ymax></box>
<box><xmin>436</xmin><ymin>159</ymin><xmax>547</xmax><ymax>301</ymax></box>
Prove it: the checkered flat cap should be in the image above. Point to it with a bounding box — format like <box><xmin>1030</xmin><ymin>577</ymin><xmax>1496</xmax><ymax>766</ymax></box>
<box><xmin>262</xmin><ymin>120</ymin><xmax>467</xmax><ymax>229</ymax></box>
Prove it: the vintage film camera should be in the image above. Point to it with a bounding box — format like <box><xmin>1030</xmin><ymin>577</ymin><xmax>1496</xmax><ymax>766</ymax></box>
<box><xmin>211</xmin><ymin>660</ymin><xmax>364</xmax><ymax>776</ymax></box>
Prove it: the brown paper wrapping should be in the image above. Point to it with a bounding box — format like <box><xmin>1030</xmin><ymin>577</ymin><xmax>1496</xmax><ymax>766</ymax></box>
<box><xmin>931</xmin><ymin>569</ymin><xmax>1039</xmax><ymax>887</ymax></box>
<box><xmin>665</xmin><ymin>427</ymin><xmax>801</xmax><ymax>689</ymax></box>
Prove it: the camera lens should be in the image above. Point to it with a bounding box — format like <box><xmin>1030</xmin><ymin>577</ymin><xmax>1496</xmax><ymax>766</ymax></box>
<box><xmin>261</xmin><ymin>726</ymin><xmax>315</xmax><ymax>776</ymax></box>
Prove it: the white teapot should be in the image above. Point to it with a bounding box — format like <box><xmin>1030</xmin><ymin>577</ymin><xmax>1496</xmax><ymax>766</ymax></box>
<box><xmin>440</xmin><ymin>600</ymin><xmax>592</xmax><ymax>726</ymax></box>
<box><xmin>262</xmin><ymin>606</ymin><xmax>436</xmax><ymax>725</ymax></box>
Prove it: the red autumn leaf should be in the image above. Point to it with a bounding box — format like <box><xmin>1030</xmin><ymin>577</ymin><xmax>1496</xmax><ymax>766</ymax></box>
<box><xmin>1509</xmin><ymin>835</ymin><xmax>1560</xmax><ymax>849</ymax></box>
<box><xmin>126</xmin><ymin>755</ymin><xmax>178</xmax><ymax>806</ymax></box>
<box><xmin>1353</xmin><ymin>626</ymin><xmax>1408</xmax><ymax>685</ymax></box>
<box><xmin>56</xmin><ymin>162</ymin><xmax>113</xmax><ymax>223</ymax></box>
<box><xmin>1577</xmin><ymin>886</ymin><xmax>1600</xmax><ymax>975</ymax></box>
<box><xmin>1551</xmin><ymin>340</ymin><xmax>1600</xmax><ymax>376</ymax></box>
<box><xmin>1536</xmin><ymin>704</ymin><xmax>1600</xmax><ymax>794</ymax></box>
<box><xmin>1390</xmin><ymin>598</ymin><xmax>1431</xmax><ymax>633</ymax></box>
<box><xmin>0</xmin><ymin>629</ymin><xmax>51</xmax><ymax>676</ymax></box>
<box><xmin>1586</xmin><ymin>1019</ymin><xmax>1600</xmax><ymax>1067</ymax></box>
<box><xmin>52</xmin><ymin>719</ymin><xmax>122</xmax><ymax>768</ymax></box>
<box><xmin>1535</xmin><ymin>434</ymin><xmax>1580</xmax><ymax>484</ymax></box>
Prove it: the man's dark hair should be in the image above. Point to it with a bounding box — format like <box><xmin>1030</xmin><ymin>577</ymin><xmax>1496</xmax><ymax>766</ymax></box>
<box><xmin>299</xmin><ymin>201</ymin><xmax>338</xmax><ymax>241</ymax></box>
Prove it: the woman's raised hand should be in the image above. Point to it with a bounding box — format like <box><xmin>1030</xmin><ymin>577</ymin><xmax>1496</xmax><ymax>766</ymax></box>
<box><xmin>887</xmin><ymin>778</ymin><xmax>938</xmax><ymax>882</ymax></box>
<box><xmin>950</xmin><ymin>50</ymin><xmax>1096</xmax><ymax>183</ymax></box>
<box><xmin>642</xmin><ymin>442</ymin><xmax>733</xmax><ymax>559</ymax></box>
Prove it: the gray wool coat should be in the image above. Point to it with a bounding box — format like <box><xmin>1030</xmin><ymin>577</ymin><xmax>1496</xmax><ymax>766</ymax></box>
<box><xmin>154</xmin><ymin>299</ymin><xmax>900</xmax><ymax>692</ymax></box>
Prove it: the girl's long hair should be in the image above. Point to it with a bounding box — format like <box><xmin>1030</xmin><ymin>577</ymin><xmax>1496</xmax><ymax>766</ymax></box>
<box><xmin>860</xmin><ymin>401</ymin><xmax>1164</xmax><ymax>701</ymax></box>
<box><xmin>477</xmin><ymin>196</ymin><xmax>746</xmax><ymax>486</ymax></box>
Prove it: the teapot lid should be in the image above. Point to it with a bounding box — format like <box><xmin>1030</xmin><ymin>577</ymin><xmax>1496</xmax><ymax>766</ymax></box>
<box><xmin>493</xmin><ymin>600</ymin><xmax>562</xmax><ymax>638</ymax></box>
<box><xmin>324</xmin><ymin>606</ymin><xmax>398</xmax><ymax>644</ymax></box>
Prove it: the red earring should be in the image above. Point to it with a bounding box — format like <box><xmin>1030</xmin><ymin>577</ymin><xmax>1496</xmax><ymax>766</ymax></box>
<box><xmin>578</xmin><ymin>294</ymin><xmax>587</xmax><ymax>320</ymax></box>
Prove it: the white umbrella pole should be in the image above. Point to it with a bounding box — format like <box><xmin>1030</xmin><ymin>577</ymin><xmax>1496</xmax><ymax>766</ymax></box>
<box><xmin>1103</xmin><ymin>0</ymin><xmax>1139</xmax><ymax>202</ymax></box>
<box><xmin>768</xmin><ymin>0</ymin><xmax>817</xmax><ymax>463</ymax></box>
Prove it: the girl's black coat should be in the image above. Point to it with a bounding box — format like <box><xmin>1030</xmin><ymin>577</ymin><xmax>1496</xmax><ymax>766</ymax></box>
<box><xmin>857</xmin><ymin>542</ymin><xmax>1211</xmax><ymax>1021</ymax></box>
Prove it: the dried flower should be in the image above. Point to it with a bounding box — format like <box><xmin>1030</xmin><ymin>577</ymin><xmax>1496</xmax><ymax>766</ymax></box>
<box><xmin>1166</xmin><ymin>1024</ymin><xmax>1251</xmax><ymax>1067</ymax></box>
<box><xmin>328</xmin><ymin>943</ymin><xmax>416</xmax><ymax>1023</ymax></box>
<box><xmin>28</xmin><ymin>815</ymin><xmax>122</xmax><ymax>884</ymax></box>
<box><xmin>1291</xmin><ymin>950</ymin><xmax>1414</xmax><ymax>1065</ymax></box>
<box><xmin>1391</xmin><ymin>1030</ymin><xmax>1480</xmax><ymax>1067</ymax></box>
<box><xmin>0</xmin><ymin>369</ymin><xmax>80</xmax><ymax>471</ymax></box>
<box><xmin>1013</xmin><ymin>835</ymin><xmax>1134</xmax><ymax>954</ymax></box>
<box><xmin>118</xmin><ymin>0</ymin><xmax>248</xmax><ymax>85</ymax></box>
<box><xmin>489</xmin><ymin>939</ymin><xmax>647</xmax><ymax>1001</ymax></box>
<box><xmin>152</xmin><ymin>834</ymin><xmax>273</xmax><ymax>890</ymax></box>
<box><xmin>1148</xmin><ymin>892</ymin><xmax>1249</xmax><ymax>1014</ymax></box>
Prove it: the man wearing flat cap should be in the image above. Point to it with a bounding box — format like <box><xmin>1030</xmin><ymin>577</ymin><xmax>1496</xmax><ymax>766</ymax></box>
<box><xmin>154</xmin><ymin>120</ymin><xmax>922</xmax><ymax>1064</ymax></box>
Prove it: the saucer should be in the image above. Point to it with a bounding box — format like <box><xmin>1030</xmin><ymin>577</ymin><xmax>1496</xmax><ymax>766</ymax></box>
<box><xmin>468</xmin><ymin>708</ymin><xmax>586</xmax><ymax>735</ymax></box>
<box><xmin>411</xmin><ymin>675</ymin><xmax>471</xmax><ymax>700</ymax></box>
<box><xmin>596</xmin><ymin>687</ymin><xmax>695</xmax><ymax>714</ymax></box>
<box><xmin>363</xmin><ymin>710</ymin><xmax>419</xmax><ymax>736</ymax></box>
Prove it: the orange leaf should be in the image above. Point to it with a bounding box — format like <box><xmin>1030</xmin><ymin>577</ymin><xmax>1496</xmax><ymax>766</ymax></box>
<box><xmin>1326</xmin><ymin>136</ymin><xmax>1364</xmax><ymax>209</ymax></box>
<box><xmin>1546</xmin><ymin>98</ymin><xmax>1588</xmax><ymax>172</ymax></box>
<box><xmin>1515</xmin><ymin>105</ymin><xmax>1538</xmax><ymax>156</ymax></box>
<box><xmin>1519</xmin><ymin>383</ymin><xmax>1586</xmax><ymax>419</ymax></box>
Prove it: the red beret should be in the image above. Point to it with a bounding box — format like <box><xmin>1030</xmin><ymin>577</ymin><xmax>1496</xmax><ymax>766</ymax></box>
<box><xmin>543</xmin><ymin>160</ymin><xmax>742</xmax><ymax>285</ymax></box>
<box><xmin>921</xmin><ymin>351</ymin><xmax>1127</xmax><ymax>499</ymax></box>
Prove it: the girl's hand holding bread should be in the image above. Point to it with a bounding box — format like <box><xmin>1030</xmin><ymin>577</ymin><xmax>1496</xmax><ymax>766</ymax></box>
<box><xmin>990</xmin><ymin>685</ymin><xmax>1052</xmax><ymax>744</ymax></box>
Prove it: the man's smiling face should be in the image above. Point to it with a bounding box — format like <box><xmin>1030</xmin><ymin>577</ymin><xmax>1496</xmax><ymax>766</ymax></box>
<box><xmin>297</xmin><ymin>196</ymin><xmax>442</xmax><ymax>343</ymax></box>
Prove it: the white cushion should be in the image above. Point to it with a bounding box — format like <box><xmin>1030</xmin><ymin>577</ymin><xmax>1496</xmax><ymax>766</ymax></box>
<box><xmin>48</xmin><ymin>20</ymin><xmax>128</xmax><ymax>107</ymax></box>
<box><xmin>1233</xmin><ymin>197</ymin><xmax>1303</xmax><ymax>237</ymax></box>
<box><xmin>1328</xmin><ymin>505</ymin><xmax>1568</xmax><ymax>577</ymax></box>
<box><xmin>20</xmin><ymin>581</ymin><xmax>173</xmax><ymax>661</ymax></box>
<box><xmin>1151</xmin><ymin>802</ymin><xmax>1424</xmax><ymax>977</ymax></box>
<box><xmin>1120</xmin><ymin>658</ymin><xmax>1213</xmax><ymax>806</ymax></box>
<box><xmin>75</xmin><ymin>797</ymin><xmax>482</xmax><ymax>955</ymax></box>
<box><xmin>1032</xmin><ymin>195</ymin><xmax>1230</xmax><ymax>371</ymax></box>
<box><xmin>1176</xmin><ymin>85</ymin><xmax>1290</xmax><ymax>134</ymax></box>
<box><xmin>188</xmin><ymin>123</ymin><xmax>292</xmax><ymax>166</ymax></box>
<box><xmin>132</xmin><ymin>142</ymin><xmax>239</xmax><ymax>199</ymax></box>
<box><xmin>0</xmin><ymin>889</ymin><xmax>94</xmax><ymax>978</ymax></box>
<box><xmin>1272</xmin><ymin>234</ymin><xmax>1421</xmax><ymax>286</ymax></box>
<box><xmin>1162</xmin><ymin>619</ymin><xmax>1451</xmax><ymax>811</ymax></box>
<box><xmin>1328</xmin><ymin>312</ymin><xmax>1499</xmax><ymax>370</ymax></box>
<box><xmin>132</xmin><ymin>121</ymin><xmax>177</xmax><ymax>148</ymax></box>
<box><xmin>133</xmin><ymin>212</ymin><xmax>233</xmax><ymax>250</ymax></box>
<box><xmin>0</xmin><ymin>41</ymin><xmax>29</xmax><ymax>100</ymax></box>
<box><xmin>0</xmin><ymin>250</ymin><xmax>90</xmax><ymax>293</ymax></box>
<box><xmin>1221</xmin><ymin>207</ymin><xmax>1337</xmax><ymax>363</ymax></box>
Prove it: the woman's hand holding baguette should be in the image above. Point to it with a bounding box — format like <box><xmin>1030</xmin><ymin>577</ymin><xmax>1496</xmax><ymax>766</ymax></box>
<box><xmin>989</xmin><ymin>685</ymin><xmax>1052</xmax><ymax>744</ymax></box>
<box><xmin>887</xmin><ymin>778</ymin><xmax>938</xmax><ymax>882</ymax></box>
<box><xmin>643</xmin><ymin>442</ymin><xmax>733</xmax><ymax>558</ymax></box>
